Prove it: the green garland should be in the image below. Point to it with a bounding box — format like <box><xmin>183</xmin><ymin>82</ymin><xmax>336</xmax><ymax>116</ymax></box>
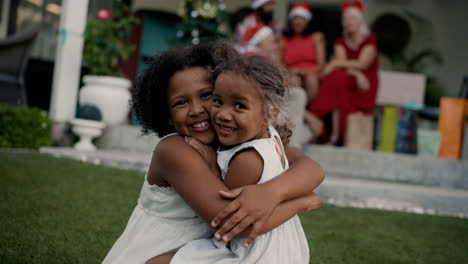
<box><xmin>175</xmin><ymin>0</ymin><xmax>228</xmax><ymax>46</ymax></box>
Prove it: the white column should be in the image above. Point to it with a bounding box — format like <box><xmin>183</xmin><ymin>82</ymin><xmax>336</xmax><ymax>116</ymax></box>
<box><xmin>49</xmin><ymin>0</ymin><xmax>89</xmax><ymax>122</ymax></box>
<box><xmin>0</xmin><ymin>0</ymin><xmax>11</xmax><ymax>38</ymax></box>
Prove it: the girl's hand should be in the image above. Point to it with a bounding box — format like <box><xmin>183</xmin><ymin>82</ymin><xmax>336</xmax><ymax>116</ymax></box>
<box><xmin>211</xmin><ymin>184</ymin><xmax>281</xmax><ymax>247</ymax></box>
<box><xmin>301</xmin><ymin>192</ymin><xmax>321</xmax><ymax>212</ymax></box>
<box><xmin>184</xmin><ymin>136</ymin><xmax>220</xmax><ymax>178</ymax></box>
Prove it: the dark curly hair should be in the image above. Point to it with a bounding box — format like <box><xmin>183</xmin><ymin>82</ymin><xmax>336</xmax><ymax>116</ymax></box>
<box><xmin>131</xmin><ymin>42</ymin><xmax>235</xmax><ymax>137</ymax></box>
<box><xmin>212</xmin><ymin>55</ymin><xmax>293</xmax><ymax>143</ymax></box>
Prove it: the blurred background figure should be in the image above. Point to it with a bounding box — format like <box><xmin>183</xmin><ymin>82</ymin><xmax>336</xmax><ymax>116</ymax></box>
<box><xmin>279</xmin><ymin>2</ymin><xmax>326</xmax><ymax>104</ymax></box>
<box><xmin>306</xmin><ymin>0</ymin><xmax>378</xmax><ymax>146</ymax></box>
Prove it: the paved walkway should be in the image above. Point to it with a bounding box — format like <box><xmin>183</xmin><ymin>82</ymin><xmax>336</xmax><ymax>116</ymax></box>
<box><xmin>39</xmin><ymin>147</ymin><xmax>468</xmax><ymax>219</ymax></box>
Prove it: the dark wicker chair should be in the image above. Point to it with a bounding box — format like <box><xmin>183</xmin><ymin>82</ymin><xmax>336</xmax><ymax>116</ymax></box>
<box><xmin>0</xmin><ymin>24</ymin><xmax>42</xmax><ymax>106</ymax></box>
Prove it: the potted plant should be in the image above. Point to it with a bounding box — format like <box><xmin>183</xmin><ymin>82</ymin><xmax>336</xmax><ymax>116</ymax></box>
<box><xmin>71</xmin><ymin>104</ymin><xmax>106</xmax><ymax>151</ymax></box>
<box><xmin>79</xmin><ymin>0</ymin><xmax>139</xmax><ymax>125</ymax></box>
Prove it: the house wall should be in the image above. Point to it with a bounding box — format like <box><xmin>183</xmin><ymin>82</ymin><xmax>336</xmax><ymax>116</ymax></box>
<box><xmin>366</xmin><ymin>0</ymin><xmax>468</xmax><ymax>97</ymax></box>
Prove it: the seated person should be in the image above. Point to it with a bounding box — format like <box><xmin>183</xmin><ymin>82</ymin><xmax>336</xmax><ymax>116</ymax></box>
<box><xmin>279</xmin><ymin>2</ymin><xmax>326</xmax><ymax>104</ymax></box>
<box><xmin>306</xmin><ymin>0</ymin><xmax>378</xmax><ymax>145</ymax></box>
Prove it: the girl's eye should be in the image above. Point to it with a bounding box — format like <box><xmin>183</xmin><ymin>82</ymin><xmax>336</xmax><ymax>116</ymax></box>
<box><xmin>201</xmin><ymin>91</ymin><xmax>212</xmax><ymax>100</ymax></box>
<box><xmin>213</xmin><ymin>98</ymin><xmax>222</xmax><ymax>105</ymax></box>
<box><xmin>173</xmin><ymin>100</ymin><xmax>187</xmax><ymax>107</ymax></box>
<box><xmin>235</xmin><ymin>103</ymin><xmax>246</xmax><ymax>110</ymax></box>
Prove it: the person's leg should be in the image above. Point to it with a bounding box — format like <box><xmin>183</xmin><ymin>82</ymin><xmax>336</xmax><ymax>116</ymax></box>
<box><xmin>286</xmin><ymin>87</ymin><xmax>309</xmax><ymax>149</ymax></box>
<box><xmin>326</xmin><ymin>109</ymin><xmax>340</xmax><ymax>145</ymax></box>
<box><xmin>304</xmin><ymin>110</ymin><xmax>323</xmax><ymax>139</ymax></box>
<box><xmin>304</xmin><ymin>75</ymin><xmax>320</xmax><ymax>103</ymax></box>
<box><xmin>288</xmin><ymin>72</ymin><xmax>303</xmax><ymax>89</ymax></box>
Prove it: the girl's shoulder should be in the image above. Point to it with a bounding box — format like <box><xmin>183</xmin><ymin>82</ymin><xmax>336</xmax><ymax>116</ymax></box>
<box><xmin>219</xmin><ymin>127</ymin><xmax>284</xmax><ymax>164</ymax></box>
<box><xmin>153</xmin><ymin>134</ymin><xmax>195</xmax><ymax>164</ymax></box>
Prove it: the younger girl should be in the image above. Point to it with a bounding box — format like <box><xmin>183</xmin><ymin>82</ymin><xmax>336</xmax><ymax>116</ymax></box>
<box><xmin>170</xmin><ymin>54</ymin><xmax>309</xmax><ymax>263</ymax></box>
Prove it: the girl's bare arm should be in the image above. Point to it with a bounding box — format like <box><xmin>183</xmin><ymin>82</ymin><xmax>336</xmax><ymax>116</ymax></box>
<box><xmin>150</xmin><ymin>136</ymin><xmax>323</xmax><ymax>238</ymax></box>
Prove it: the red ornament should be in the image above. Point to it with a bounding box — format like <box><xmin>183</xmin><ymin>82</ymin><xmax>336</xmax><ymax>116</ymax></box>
<box><xmin>97</xmin><ymin>9</ymin><xmax>111</xmax><ymax>21</ymax></box>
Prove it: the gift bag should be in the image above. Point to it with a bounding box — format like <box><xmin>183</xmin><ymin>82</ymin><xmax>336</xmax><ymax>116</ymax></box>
<box><xmin>345</xmin><ymin>113</ymin><xmax>374</xmax><ymax>150</ymax></box>
<box><xmin>417</xmin><ymin>129</ymin><xmax>440</xmax><ymax>157</ymax></box>
<box><xmin>378</xmin><ymin>106</ymin><xmax>398</xmax><ymax>152</ymax></box>
<box><xmin>438</xmin><ymin>97</ymin><xmax>468</xmax><ymax>160</ymax></box>
<box><xmin>372</xmin><ymin>107</ymin><xmax>384</xmax><ymax>150</ymax></box>
<box><xmin>395</xmin><ymin>108</ymin><xmax>418</xmax><ymax>154</ymax></box>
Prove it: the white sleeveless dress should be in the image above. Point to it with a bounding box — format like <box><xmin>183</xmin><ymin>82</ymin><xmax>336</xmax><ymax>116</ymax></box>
<box><xmin>102</xmin><ymin>134</ymin><xmax>212</xmax><ymax>264</ymax></box>
<box><xmin>170</xmin><ymin>126</ymin><xmax>309</xmax><ymax>264</ymax></box>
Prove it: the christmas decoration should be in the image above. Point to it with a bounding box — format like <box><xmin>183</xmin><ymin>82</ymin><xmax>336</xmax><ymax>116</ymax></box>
<box><xmin>175</xmin><ymin>0</ymin><xmax>228</xmax><ymax>46</ymax></box>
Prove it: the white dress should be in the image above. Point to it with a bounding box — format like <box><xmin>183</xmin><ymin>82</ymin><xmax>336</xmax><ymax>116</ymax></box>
<box><xmin>170</xmin><ymin>126</ymin><xmax>309</xmax><ymax>264</ymax></box>
<box><xmin>102</xmin><ymin>134</ymin><xmax>212</xmax><ymax>264</ymax></box>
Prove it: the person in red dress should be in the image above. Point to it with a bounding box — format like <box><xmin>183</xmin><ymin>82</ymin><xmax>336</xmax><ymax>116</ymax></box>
<box><xmin>305</xmin><ymin>0</ymin><xmax>379</xmax><ymax>145</ymax></box>
<box><xmin>279</xmin><ymin>2</ymin><xmax>326</xmax><ymax>103</ymax></box>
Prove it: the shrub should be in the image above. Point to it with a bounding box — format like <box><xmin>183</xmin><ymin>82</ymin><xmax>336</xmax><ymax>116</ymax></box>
<box><xmin>0</xmin><ymin>105</ymin><xmax>52</xmax><ymax>149</ymax></box>
<box><xmin>83</xmin><ymin>0</ymin><xmax>140</xmax><ymax>76</ymax></box>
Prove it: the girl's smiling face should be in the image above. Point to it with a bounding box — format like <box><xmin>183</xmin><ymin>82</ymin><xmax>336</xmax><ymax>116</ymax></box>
<box><xmin>167</xmin><ymin>67</ymin><xmax>216</xmax><ymax>145</ymax></box>
<box><xmin>211</xmin><ymin>71</ymin><xmax>269</xmax><ymax>146</ymax></box>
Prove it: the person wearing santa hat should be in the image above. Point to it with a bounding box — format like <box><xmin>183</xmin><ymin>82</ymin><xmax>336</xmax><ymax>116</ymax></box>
<box><xmin>280</xmin><ymin>2</ymin><xmax>326</xmax><ymax>104</ymax></box>
<box><xmin>233</xmin><ymin>0</ymin><xmax>282</xmax><ymax>61</ymax></box>
<box><xmin>306</xmin><ymin>0</ymin><xmax>379</xmax><ymax>146</ymax></box>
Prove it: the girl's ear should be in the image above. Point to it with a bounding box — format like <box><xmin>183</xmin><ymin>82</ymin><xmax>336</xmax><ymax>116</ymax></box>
<box><xmin>168</xmin><ymin>118</ymin><xmax>173</xmax><ymax>126</ymax></box>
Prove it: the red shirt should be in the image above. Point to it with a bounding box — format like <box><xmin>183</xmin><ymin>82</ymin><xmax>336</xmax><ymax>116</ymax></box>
<box><xmin>282</xmin><ymin>34</ymin><xmax>317</xmax><ymax>70</ymax></box>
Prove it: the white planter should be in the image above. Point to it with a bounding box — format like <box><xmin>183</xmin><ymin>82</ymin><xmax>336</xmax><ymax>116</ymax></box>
<box><xmin>71</xmin><ymin>118</ymin><xmax>106</xmax><ymax>152</ymax></box>
<box><xmin>79</xmin><ymin>75</ymin><xmax>131</xmax><ymax>125</ymax></box>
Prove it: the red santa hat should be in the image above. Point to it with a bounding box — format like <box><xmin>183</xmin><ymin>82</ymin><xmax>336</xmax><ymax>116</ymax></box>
<box><xmin>251</xmin><ymin>0</ymin><xmax>272</xmax><ymax>10</ymax></box>
<box><xmin>341</xmin><ymin>0</ymin><xmax>365</xmax><ymax>14</ymax></box>
<box><xmin>288</xmin><ymin>3</ymin><xmax>312</xmax><ymax>22</ymax></box>
<box><xmin>240</xmin><ymin>22</ymin><xmax>273</xmax><ymax>47</ymax></box>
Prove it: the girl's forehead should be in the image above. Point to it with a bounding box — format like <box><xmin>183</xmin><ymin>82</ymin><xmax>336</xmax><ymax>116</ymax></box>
<box><xmin>168</xmin><ymin>67</ymin><xmax>212</xmax><ymax>95</ymax></box>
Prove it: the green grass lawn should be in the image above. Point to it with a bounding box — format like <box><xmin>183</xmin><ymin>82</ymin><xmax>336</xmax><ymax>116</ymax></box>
<box><xmin>1</xmin><ymin>151</ymin><xmax>467</xmax><ymax>264</ymax></box>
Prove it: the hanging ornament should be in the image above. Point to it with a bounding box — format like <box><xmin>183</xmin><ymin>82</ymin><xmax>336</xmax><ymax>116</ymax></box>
<box><xmin>191</xmin><ymin>29</ymin><xmax>200</xmax><ymax>37</ymax></box>
<box><xmin>194</xmin><ymin>0</ymin><xmax>218</xmax><ymax>19</ymax></box>
<box><xmin>176</xmin><ymin>30</ymin><xmax>184</xmax><ymax>38</ymax></box>
<box><xmin>191</xmin><ymin>10</ymin><xmax>199</xmax><ymax>18</ymax></box>
<box><xmin>97</xmin><ymin>9</ymin><xmax>111</xmax><ymax>21</ymax></box>
<box><xmin>218</xmin><ymin>3</ymin><xmax>226</xmax><ymax>10</ymax></box>
<box><xmin>192</xmin><ymin>37</ymin><xmax>200</xmax><ymax>45</ymax></box>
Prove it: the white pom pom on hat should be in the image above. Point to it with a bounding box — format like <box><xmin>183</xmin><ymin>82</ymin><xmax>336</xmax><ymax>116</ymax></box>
<box><xmin>251</xmin><ymin>0</ymin><xmax>272</xmax><ymax>10</ymax></box>
<box><xmin>288</xmin><ymin>3</ymin><xmax>312</xmax><ymax>21</ymax></box>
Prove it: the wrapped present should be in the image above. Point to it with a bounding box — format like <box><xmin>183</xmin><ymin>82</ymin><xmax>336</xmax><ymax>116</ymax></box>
<box><xmin>345</xmin><ymin>112</ymin><xmax>374</xmax><ymax>150</ymax></box>
<box><xmin>395</xmin><ymin>107</ymin><xmax>418</xmax><ymax>154</ymax></box>
<box><xmin>417</xmin><ymin>129</ymin><xmax>440</xmax><ymax>158</ymax></box>
<box><xmin>378</xmin><ymin>106</ymin><xmax>398</xmax><ymax>152</ymax></box>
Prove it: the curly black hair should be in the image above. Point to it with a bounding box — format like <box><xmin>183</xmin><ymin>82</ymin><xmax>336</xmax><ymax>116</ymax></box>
<box><xmin>131</xmin><ymin>42</ymin><xmax>237</xmax><ymax>137</ymax></box>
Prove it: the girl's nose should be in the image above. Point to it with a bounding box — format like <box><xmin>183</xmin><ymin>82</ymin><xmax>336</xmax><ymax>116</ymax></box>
<box><xmin>216</xmin><ymin>107</ymin><xmax>232</xmax><ymax>121</ymax></box>
<box><xmin>189</xmin><ymin>101</ymin><xmax>205</xmax><ymax>116</ymax></box>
